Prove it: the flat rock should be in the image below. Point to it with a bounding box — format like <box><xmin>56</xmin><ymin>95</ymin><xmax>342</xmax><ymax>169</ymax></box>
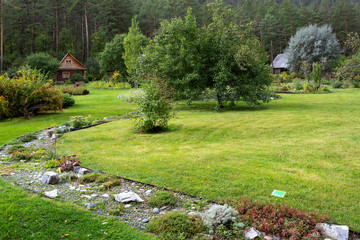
<box><xmin>145</xmin><ymin>190</ymin><xmax>152</xmax><ymax>195</ymax></box>
<box><xmin>85</xmin><ymin>203</ymin><xmax>97</xmax><ymax>209</ymax></box>
<box><xmin>102</xmin><ymin>194</ymin><xmax>110</xmax><ymax>198</ymax></box>
<box><xmin>74</xmin><ymin>166</ymin><xmax>90</xmax><ymax>175</ymax></box>
<box><xmin>125</xmin><ymin>204</ymin><xmax>132</xmax><ymax>208</ymax></box>
<box><xmin>316</xmin><ymin>223</ymin><xmax>349</xmax><ymax>240</ymax></box>
<box><xmin>153</xmin><ymin>208</ymin><xmax>160</xmax><ymax>214</ymax></box>
<box><xmin>142</xmin><ymin>218</ymin><xmax>149</xmax><ymax>223</ymax></box>
<box><xmin>160</xmin><ymin>206</ymin><xmax>167</xmax><ymax>211</ymax></box>
<box><xmin>114</xmin><ymin>192</ymin><xmax>144</xmax><ymax>203</ymax></box>
<box><xmin>41</xmin><ymin>172</ymin><xmax>59</xmax><ymax>185</ymax></box>
<box><xmin>44</xmin><ymin>189</ymin><xmax>58</xmax><ymax>198</ymax></box>
<box><xmin>245</xmin><ymin>227</ymin><xmax>262</xmax><ymax>239</ymax></box>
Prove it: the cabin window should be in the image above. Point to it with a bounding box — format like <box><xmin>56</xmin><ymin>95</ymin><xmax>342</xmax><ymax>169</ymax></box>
<box><xmin>65</xmin><ymin>59</ymin><xmax>72</xmax><ymax>65</ymax></box>
<box><xmin>62</xmin><ymin>72</ymin><xmax>70</xmax><ymax>79</ymax></box>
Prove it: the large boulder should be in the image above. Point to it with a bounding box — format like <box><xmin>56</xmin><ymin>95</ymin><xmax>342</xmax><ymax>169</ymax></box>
<box><xmin>114</xmin><ymin>192</ymin><xmax>144</xmax><ymax>203</ymax></box>
<box><xmin>316</xmin><ymin>223</ymin><xmax>349</xmax><ymax>240</ymax></box>
<box><xmin>41</xmin><ymin>172</ymin><xmax>59</xmax><ymax>185</ymax></box>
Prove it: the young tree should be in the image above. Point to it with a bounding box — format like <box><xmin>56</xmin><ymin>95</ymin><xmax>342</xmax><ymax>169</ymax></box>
<box><xmin>285</xmin><ymin>24</ymin><xmax>341</xmax><ymax>74</ymax></box>
<box><xmin>123</xmin><ymin>17</ymin><xmax>148</xmax><ymax>86</ymax></box>
<box><xmin>26</xmin><ymin>52</ymin><xmax>59</xmax><ymax>78</ymax></box>
<box><xmin>98</xmin><ymin>34</ymin><xmax>126</xmax><ymax>75</ymax></box>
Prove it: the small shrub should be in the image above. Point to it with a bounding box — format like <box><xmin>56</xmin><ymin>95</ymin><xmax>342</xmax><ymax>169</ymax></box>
<box><xmin>26</xmin><ymin>52</ymin><xmax>59</xmax><ymax>78</ymax></box>
<box><xmin>56</xmin><ymin>155</ymin><xmax>80</xmax><ymax>171</ymax></box>
<box><xmin>237</xmin><ymin>198</ymin><xmax>328</xmax><ymax>239</ymax></box>
<box><xmin>101</xmin><ymin>180</ymin><xmax>121</xmax><ymax>190</ymax></box>
<box><xmin>280</xmin><ymin>84</ymin><xmax>291</xmax><ymax>92</ymax></box>
<box><xmin>11</xmin><ymin>151</ymin><xmax>33</xmax><ymax>161</ymax></box>
<box><xmin>213</xmin><ymin>223</ymin><xmax>245</xmax><ymax>240</ymax></box>
<box><xmin>147</xmin><ymin>212</ymin><xmax>205</xmax><ymax>239</ymax></box>
<box><xmin>148</xmin><ymin>191</ymin><xmax>177</xmax><ymax>208</ymax></box>
<box><xmin>331</xmin><ymin>80</ymin><xmax>344</xmax><ymax>89</ymax></box>
<box><xmin>69</xmin><ymin>116</ymin><xmax>93</xmax><ymax>128</ymax></box>
<box><xmin>0</xmin><ymin>96</ymin><xmax>9</xmax><ymax>119</ymax></box>
<box><xmin>71</xmin><ymin>73</ymin><xmax>84</xmax><ymax>83</ymax></box>
<box><xmin>7</xmin><ymin>145</ymin><xmax>26</xmax><ymax>154</ymax></box>
<box><xmin>62</xmin><ymin>86</ymin><xmax>89</xmax><ymax>96</ymax></box>
<box><xmin>79</xmin><ymin>173</ymin><xmax>121</xmax><ymax>190</ymax></box>
<box><xmin>294</xmin><ymin>80</ymin><xmax>303</xmax><ymax>91</ymax></box>
<box><xmin>62</xmin><ymin>94</ymin><xmax>75</xmax><ymax>108</ymax></box>
<box><xmin>202</xmin><ymin>204</ymin><xmax>239</xmax><ymax>231</ymax></box>
<box><xmin>302</xmin><ymin>82</ymin><xmax>313</xmax><ymax>93</ymax></box>
<box><xmin>134</xmin><ymin>74</ymin><xmax>176</xmax><ymax>133</ymax></box>
<box><xmin>59</xmin><ymin>172</ymin><xmax>78</xmax><ymax>182</ymax></box>
<box><xmin>17</xmin><ymin>132</ymin><xmax>38</xmax><ymax>143</ymax></box>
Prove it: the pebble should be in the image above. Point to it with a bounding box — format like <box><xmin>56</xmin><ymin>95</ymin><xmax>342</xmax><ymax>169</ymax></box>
<box><xmin>125</xmin><ymin>204</ymin><xmax>132</xmax><ymax>208</ymax></box>
<box><xmin>153</xmin><ymin>208</ymin><xmax>160</xmax><ymax>214</ymax></box>
<box><xmin>141</xmin><ymin>218</ymin><xmax>149</xmax><ymax>223</ymax></box>
<box><xmin>91</xmin><ymin>194</ymin><xmax>99</xmax><ymax>198</ymax></box>
<box><xmin>160</xmin><ymin>206</ymin><xmax>167</xmax><ymax>211</ymax></box>
<box><xmin>145</xmin><ymin>190</ymin><xmax>152</xmax><ymax>195</ymax></box>
<box><xmin>82</xmin><ymin>195</ymin><xmax>92</xmax><ymax>199</ymax></box>
<box><xmin>69</xmin><ymin>186</ymin><xmax>76</xmax><ymax>190</ymax></box>
<box><xmin>102</xmin><ymin>194</ymin><xmax>110</xmax><ymax>198</ymax></box>
<box><xmin>85</xmin><ymin>203</ymin><xmax>97</xmax><ymax>209</ymax></box>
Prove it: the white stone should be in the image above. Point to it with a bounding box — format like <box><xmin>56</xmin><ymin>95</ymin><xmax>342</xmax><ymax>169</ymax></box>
<box><xmin>82</xmin><ymin>195</ymin><xmax>92</xmax><ymax>200</ymax></box>
<box><xmin>114</xmin><ymin>192</ymin><xmax>144</xmax><ymax>203</ymax></box>
<box><xmin>41</xmin><ymin>172</ymin><xmax>59</xmax><ymax>185</ymax></box>
<box><xmin>102</xmin><ymin>194</ymin><xmax>110</xmax><ymax>198</ymax></box>
<box><xmin>145</xmin><ymin>190</ymin><xmax>152</xmax><ymax>195</ymax></box>
<box><xmin>69</xmin><ymin>186</ymin><xmax>76</xmax><ymax>190</ymax></box>
<box><xmin>245</xmin><ymin>227</ymin><xmax>262</xmax><ymax>240</ymax></box>
<box><xmin>316</xmin><ymin>223</ymin><xmax>349</xmax><ymax>240</ymax></box>
<box><xmin>44</xmin><ymin>189</ymin><xmax>58</xmax><ymax>198</ymax></box>
<box><xmin>125</xmin><ymin>204</ymin><xmax>132</xmax><ymax>208</ymax></box>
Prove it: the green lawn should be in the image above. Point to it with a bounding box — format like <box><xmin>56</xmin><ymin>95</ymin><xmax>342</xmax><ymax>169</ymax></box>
<box><xmin>0</xmin><ymin>179</ymin><xmax>156</xmax><ymax>240</ymax></box>
<box><xmin>0</xmin><ymin>86</ymin><xmax>135</xmax><ymax>146</ymax></box>
<box><xmin>57</xmin><ymin>89</ymin><xmax>360</xmax><ymax>231</ymax></box>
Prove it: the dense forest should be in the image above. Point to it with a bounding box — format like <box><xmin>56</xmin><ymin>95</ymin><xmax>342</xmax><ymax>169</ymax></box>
<box><xmin>1</xmin><ymin>0</ymin><xmax>359</xmax><ymax>72</ymax></box>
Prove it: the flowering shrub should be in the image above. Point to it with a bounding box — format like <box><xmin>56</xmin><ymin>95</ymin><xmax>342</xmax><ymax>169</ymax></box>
<box><xmin>0</xmin><ymin>67</ymin><xmax>63</xmax><ymax>119</ymax></box>
<box><xmin>61</xmin><ymin>86</ymin><xmax>89</xmax><ymax>95</ymax></box>
<box><xmin>237</xmin><ymin>198</ymin><xmax>328</xmax><ymax>239</ymax></box>
<box><xmin>56</xmin><ymin>155</ymin><xmax>80</xmax><ymax>171</ymax></box>
<box><xmin>134</xmin><ymin>74</ymin><xmax>176</xmax><ymax>132</ymax></box>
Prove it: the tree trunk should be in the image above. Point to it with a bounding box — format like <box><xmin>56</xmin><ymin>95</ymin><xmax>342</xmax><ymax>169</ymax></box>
<box><xmin>1</xmin><ymin>0</ymin><xmax>3</xmax><ymax>73</ymax></box>
<box><xmin>31</xmin><ymin>0</ymin><xmax>36</xmax><ymax>53</ymax></box>
<box><xmin>84</xmin><ymin>0</ymin><xmax>89</xmax><ymax>63</ymax></box>
<box><xmin>55</xmin><ymin>0</ymin><xmax>59</xmax><ymax>57</ymax></box>
<box><xmin>82</xmin><ymin>15</ymin><xmax>85</xmax><ymax>63</ymax></box>
<box><xmin>270</xmin><ymin>40</ymin><xmax>274</xmax><ymax>74</ymax></box>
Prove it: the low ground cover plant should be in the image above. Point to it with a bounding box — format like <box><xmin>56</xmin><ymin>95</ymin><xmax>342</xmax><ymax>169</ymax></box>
<box><xmin>237</xmin><ymin>198</ymin><xmax>328</xmax><ymax>239</ymax></box>
<box><xmin>91</xmin><ymin>81</ymin><xmax>131</xmax><ymax>90</ymax></box>
<box><xmin>79</xmin><ymin>172</ymin><xmax>121</xmax><ymax>190</ymax></box>
<box><xmin>147</xmin><ymin>212</ymin><xmax>205</xmax><ymax>239</ymax></box>
<box><xmin>56</xmin><ymin>155</ymin><xmax>80</xmax><ymax>171</ymax></box>
<box><xmin>69</xmin><ymin>116</ymin><xmax>93</xmax><ymax>128</ymax></box>
<box><xmin>8</xmin><ymin>146</ymin><xmax>47</xmax><ymax>162</ymax></box>
<box><xmin>148</xmin><ymin>191</ymin><xmax>177</xmax><ymax>208</ymax></box>
<box><xmin>0</xmin><ymin>67</ymin><xmax>63</xmax><ymax>119</ymax></box>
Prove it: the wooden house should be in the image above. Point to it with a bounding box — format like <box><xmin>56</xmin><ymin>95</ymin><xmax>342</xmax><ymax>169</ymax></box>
<box><xmin>56</xmin><ymin>53</ymin><xmax>87</xmax><ymax>83</ymax></box>
<box><xmin>271</xmin><ymin>54</ymin><xmax>288</xmax><ymax>74</ymax></box>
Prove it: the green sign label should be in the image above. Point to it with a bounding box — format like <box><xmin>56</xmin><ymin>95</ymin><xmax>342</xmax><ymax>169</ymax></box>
<box><xmin>271</xmin><ymin>190</ymin><xmax>286</xmax><ymax>198</ymax></box>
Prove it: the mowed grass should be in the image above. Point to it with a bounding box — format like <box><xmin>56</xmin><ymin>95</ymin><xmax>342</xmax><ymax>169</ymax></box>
<box><xmin>0</xmin><ymin>179</ymin><xmax>156</xmax><ymax>240</ymax></box>
<box><xmin>0</xmin><ymin>86</ymin><xmax>135</xmax><ymax>146</ymax></box>
<box><xmin>57</xmin><ymin>89</ymin><xmax>360</xmax><ymax>231</ymax></box>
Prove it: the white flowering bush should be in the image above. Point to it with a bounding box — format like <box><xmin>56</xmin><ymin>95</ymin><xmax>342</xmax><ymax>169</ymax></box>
<box><xmin>202</xmin><ymin>204</ymin><xmax>240</xmax><ymax>231</ymax></box>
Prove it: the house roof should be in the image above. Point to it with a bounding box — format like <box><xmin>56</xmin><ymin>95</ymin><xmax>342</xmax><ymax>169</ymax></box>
<box><xmin>271</xmin><ymin>54</ymin><xmax>288</xmax><ymax>69</ymax></box>
<box><xmin>58</xmin><ymin>53</ymin><xmax>87</xmax><ymax>70</ymax></box>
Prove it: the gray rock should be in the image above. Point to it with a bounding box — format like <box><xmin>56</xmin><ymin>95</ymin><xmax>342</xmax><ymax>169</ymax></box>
<box><xmin>316</xmin><ymin>223</ymin><xmax>349</xmax><ymax>240</ymax></box>
<box><xmin>82</xmin><ymin>195</ymin><xmax>92</xmax><ymax>200</ymax></box>
<box><xmin>142</xmin><ymin>218</ymin><xmax>149</xmax><ymax>223</ymax></box>
<box><xmin>102</xmin><ymin>194</ymin><xmax>110</xmax><ymax>198</ymax></box>
<box><xmin>160</xmin><ymin>206</ymin><xmax>167</xmax><ymax>211</ymax></box>
<box><xmin>41</xmin><ymin>172</ymin><xmax>59</xmax><ymax>185</ymax></box>
<box><xmin>145</xmin><ymin>190</ymin><xmax>152</xmax><ymax>195</ymax></box>
<box><xmin>114</xmin><ymin>192</ymin><xmax>144</xmax><ymax>203</ymax></box>
<box><xmin>125</xmin><ymin>204</ymin><xmax>132</xmax><ymax>208</ymax></box>
<box><xmin>44</xmin><ymin>189</ymin><xmax>58</xmax><ymax>198</ymax></box>
<box><xmin>245</xmin><ymin>227</ymin><xmax>262</xmax><ymax>239</ymax></box>
<box><xmin>85</xmin><ymin>203</ymin><xmax>97</xmax><ymax>209</ymax></box>
<box><xmin>91</xmin><ymin>194</ymin><xmax>99</xmax><ymax>198</ymax></box>
<box><xmin>74</xmin><ymin>167</ymin><xmax>90</xmax><ymax>175</ymax></box>
<box><xmin>153</xmin><ymin>208</ymin><xmax>160</xmax><ymax>214</ymax></box>
<box><xmin>69</xmin><ymin>186</ymin><xmax>76</xmax><ymax>190</ymax></box>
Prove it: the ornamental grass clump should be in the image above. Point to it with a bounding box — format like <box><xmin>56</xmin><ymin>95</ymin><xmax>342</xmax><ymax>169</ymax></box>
<box><xmin>133</xmin><ymin>74</ymin><xmax>176</xmax><ymax>133</ymax></box>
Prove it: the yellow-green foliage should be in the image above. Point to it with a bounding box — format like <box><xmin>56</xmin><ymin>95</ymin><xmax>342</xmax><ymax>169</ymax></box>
<box><xmin>148</xmin><ymin>191</ymin><xmax>177</xmax><ymax>208</ymax></box>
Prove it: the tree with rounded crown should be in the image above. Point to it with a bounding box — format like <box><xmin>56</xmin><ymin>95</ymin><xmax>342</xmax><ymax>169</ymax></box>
<box><xmin>285</xmin><ymin>24</ymin><xmax>341</xmax><ymax>74</ymax></box>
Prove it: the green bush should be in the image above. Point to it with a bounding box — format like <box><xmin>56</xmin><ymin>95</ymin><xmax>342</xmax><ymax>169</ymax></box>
<box><xmin>69</xmin><ymin>116</ymin><xmax>93</xmax><ymax>128</ymax></box>
<box><xmin>17</xmin><ymin>132</ymin><xmax>38</xmax><ymax>143</ymax></box>
<box><xmin>11</xmin><ymin>151</ymin><xmax>33</xmax><ymax>161</ymax></box>
<box><xmin>148</xmin><ymin>191</ymin><xmax>177</xmax><ymax>208</ymax></box>
<box><xmin>331</xmin><ymin>80</ymin><xmax>344</xmax><ymax>89</ymax></box>
<box><xmin>45</xmin><ymin>159</ymin><xmax>60</xmax><ymax>168</ymax></box>
<box><xmin>0</xmin><ymin>96</ymin><xmax>9</xmax><ymax>119</ymax></box>
<box><xmin>62</xmin><ymin>94</ymin><xmax>75</xmax><ymax>108</ymax></box>
<box><xmin>147</xmin><ymin>212</ymin><xmax>205</xmax><ymax>239</ymax></box>
<box><xmin>79</xmin><ymin>173</ymin><xmax>121</xmax><ymax>190</ymax></box>
<box><xmin>7</xmin><ymin>145</ymin><xmax>26</xmax><ymax>154</ymax></box>
<box><xmin>0</xmin><ymin>67</ymin><xmax>63</xmax><ymax>119</ymax></box>
<box><xmin>71</xmin><ymin>73</ymin><xmax>84</xmax><ymax>83</ymax></box>
<box><xmin>26</xmin><ymin>52</ymin><xmax>59</xmax><ymax>78</ymax></box>
<box><xmin>62</xmin><ymin>86</ymin><xmax>89</xmax><ymax>95</ymax></box>
<box><xmin>134</xmin><ymin>74</ymin><xmax>175</xmax><ymax>133</ymax></box>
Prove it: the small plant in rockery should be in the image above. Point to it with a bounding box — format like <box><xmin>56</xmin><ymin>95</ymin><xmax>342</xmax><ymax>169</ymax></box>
<box><xmin>7</xmin><ymin>145</ymin><xmax>26</xmax><ymax>154</ymax></box>
<box><xmin>134</xmin><ymin>74</ymin><xmax>176</xmax><ymax>133</ymax></box>
<box><xmin>237</xmin><ymin>198</ymin><xmax>328</xmax><ymax>239</ymax></box>
<box><xmin>10</xmin><ymin>151</ymin><xmax>33</xmax><ymax>161</ymax></box>
<box><xmin>79</xmin><ymin>172</ymin><xmax>121</xmax><ymax>190</ymax></box>
<box><xmin>16</xmin><ymin>132</ymin><xmax>38</xmax><ymax>143</ymax></box>
<box><xmin>213</xmin><ymin>223</ymin><xmax>245</xmax><ymax>240</ymax></box>
<box><xmin>148</xmin><ymin>191</ymin><xmax>177</xmax><ymax>208</ymax></box>
<box><xmin>184</xmin><ymin>199</ymin><xmax>208</xmax><ymax>211</ymax></box>
<box><xmin>147</xmin><ymin>212</ymin><xmax>205</xmax><ymax>240</ymax></box>
<box><xmin>44</xmin><ymin>159</ymin><xmax>60</xmax><ymax>168</ymax></box>
<box><xmin>108</xmin><ymin>204</ymin><xmax>125</xmax><ymax>216</ymax></box>
<box><xmin>69</xmin><ymin>115</ymin><xmax>93</xmax><ymax>128</ymax></box>
<box><xmin>202</xmin><ymin>204</ymin><xmax>241</xmax><ymax>234</ymax></box>
<box><xmin>59</xmin><ymin>172</ymin><xmax>79</xmax><ymax>182</ymax></box>
<box><xmin>56</xmin><ymin>155</ymin><xmax>80</xmax><ymax>171</ymax></box>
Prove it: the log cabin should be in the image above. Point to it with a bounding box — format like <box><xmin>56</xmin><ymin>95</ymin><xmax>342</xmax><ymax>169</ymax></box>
<box><xmin>271</xmin><ymin>54</ymin><xmax>288</xmax><ymax>74</ymax></box>
<box><xmin>56</xmin><ymin>53</ymin><xmax>87</xmax><ymax>83</ymax></box>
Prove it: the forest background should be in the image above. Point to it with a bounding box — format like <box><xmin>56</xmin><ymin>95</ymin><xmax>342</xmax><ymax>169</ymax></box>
<box><xmin>0</xmin><ymin>0</ymin><xmax>358</xmax><ymax>73</ymax></box>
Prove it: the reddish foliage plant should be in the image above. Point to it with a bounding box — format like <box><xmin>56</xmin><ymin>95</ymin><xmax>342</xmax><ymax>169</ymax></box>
<box><xmin>237</xmin><ymin>198</ymin><xmax>328</xmax><ymax>240</ymax></box>
<box><xmin>56</xmin><ymin>155</ymin><xmax>80</xmax><ymax>171</ymax></box>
